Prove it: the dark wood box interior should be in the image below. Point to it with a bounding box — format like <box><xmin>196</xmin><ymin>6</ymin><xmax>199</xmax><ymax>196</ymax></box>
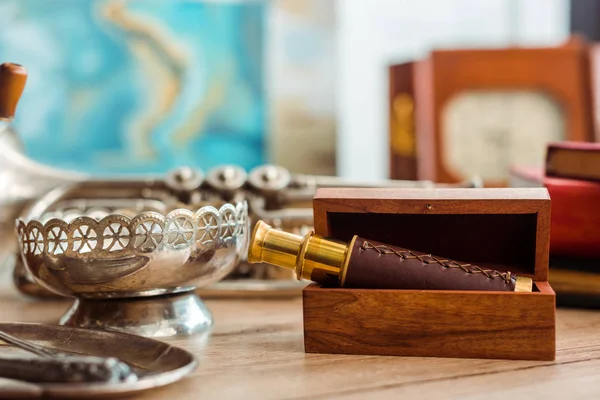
<box><xmin>327</xmin><ymin>212</ymin><xmax>537</xmax><ymax>277</ymax></box>
<box><xmin>313</xmin><ymin>188</ymin><xmax>551</xmax><ymax>282</ymax></box>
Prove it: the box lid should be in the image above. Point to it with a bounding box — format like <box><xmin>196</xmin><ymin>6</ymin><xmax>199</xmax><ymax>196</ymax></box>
<box><xmin>313</xmin><ymin>188</ymin><xmax>550</xmax><ymax>281</ymax></box>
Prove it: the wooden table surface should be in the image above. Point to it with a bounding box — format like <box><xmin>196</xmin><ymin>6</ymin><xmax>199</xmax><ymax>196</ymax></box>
<box><xmin>2</xmin><ymin>268</ymin><xmax>600</xmax><ymax>399</ymax></box>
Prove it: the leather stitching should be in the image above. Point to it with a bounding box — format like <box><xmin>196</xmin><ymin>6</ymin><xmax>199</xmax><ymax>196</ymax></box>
<box><xmin>361</xmin><ymin>241</ymin><xmax>512</xmax><ymax>283</ymax></box>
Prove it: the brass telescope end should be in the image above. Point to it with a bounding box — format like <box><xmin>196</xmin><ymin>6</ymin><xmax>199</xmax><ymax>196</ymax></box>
<box><xmin>514</xmin><ymin>275</ymin><xmax>533</xmax><ymax>292</ymax></box>
<box><xmin>248</xmin><ymin>221</ymin><xmax>349</xmax><ymax>282</ymax></box>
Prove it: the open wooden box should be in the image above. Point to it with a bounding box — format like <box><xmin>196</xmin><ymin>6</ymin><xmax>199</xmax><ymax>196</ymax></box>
<box><xmin>305</xmin><ymin>188</ymin><xmax>555</xmax><ymax>361</ymax></box>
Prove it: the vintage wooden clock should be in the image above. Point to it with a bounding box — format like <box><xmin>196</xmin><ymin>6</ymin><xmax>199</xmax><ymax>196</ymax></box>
<box><xmin>389</xmin><ymin>38</ymin><xmax>595</xmax><ymax>186</ymax></box>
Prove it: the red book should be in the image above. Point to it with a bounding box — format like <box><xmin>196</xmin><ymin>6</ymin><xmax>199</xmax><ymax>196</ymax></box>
<box><xmin>546</xmin><ymin>141</ymin><xmax>600</xmax><ymax>182</ymax></box>
<box><xmin>545</xmin><ymin>176</ymin><xmax>600</xmax><ymax>258</ymax></box>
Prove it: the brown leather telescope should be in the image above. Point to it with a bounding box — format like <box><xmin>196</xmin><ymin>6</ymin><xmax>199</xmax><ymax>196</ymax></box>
<box><xmin>248</xmin><ymin>221</ymin><xmax>532</xmax><ymax>292</ymax></box>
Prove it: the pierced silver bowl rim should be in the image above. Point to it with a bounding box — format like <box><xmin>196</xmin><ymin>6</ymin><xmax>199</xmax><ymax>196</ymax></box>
<box><xmin>15</xmin><ymin>202</ymin><xmax>249</xmax><ymax>259</ymax></box>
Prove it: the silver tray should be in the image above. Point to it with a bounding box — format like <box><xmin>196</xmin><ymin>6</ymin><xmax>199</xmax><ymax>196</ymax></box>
<box><xmin>0</xmin><ymin>322</ymin><xmax>197</xmax><ymax>398</ymax></box>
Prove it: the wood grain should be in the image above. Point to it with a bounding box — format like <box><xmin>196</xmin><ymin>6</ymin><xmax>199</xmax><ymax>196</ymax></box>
<box><xmin>303</xmin><ymin>282</ymin><xmax>555</xmax><ymax>361</ymax></box>
<box><xmin>0</xmin><ymin>269</ymin><xmax>598</xmax><ymax>399</ymax></box>
<box><xmin>314</xmin><ymin>187</ymin><xmax>551</xmax><ymax>200</ymax></box>
<box><xmin>309</xmin><ymin>187</ymin><xmax>554</xmax><ymax>360</ymax></box>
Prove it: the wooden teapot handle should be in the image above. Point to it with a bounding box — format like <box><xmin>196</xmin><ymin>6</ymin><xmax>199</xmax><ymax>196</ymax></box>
<box><xmin>0</xmin><ymin>63</ymin><xmax>27</xmax><ymax>120</ymax></box>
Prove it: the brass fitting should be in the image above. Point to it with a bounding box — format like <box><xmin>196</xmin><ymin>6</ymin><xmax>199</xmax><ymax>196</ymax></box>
<box><xmin>248</xmin><ymin>221</ymin><xmax>349</xmax><ymax>282</ymax></box>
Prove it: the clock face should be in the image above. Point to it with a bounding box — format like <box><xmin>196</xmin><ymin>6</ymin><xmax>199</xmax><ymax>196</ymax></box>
<box><xmin>442</xmin><ymin>91</ymin><xmax>565</xmax><ymax>182</ymax></box>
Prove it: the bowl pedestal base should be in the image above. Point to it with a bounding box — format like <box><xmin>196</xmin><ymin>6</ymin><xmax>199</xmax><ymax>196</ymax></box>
<box><xmin>59</xmin><ymin>291</ymin><xmax>213</xmax><ymax>338</ymax></box>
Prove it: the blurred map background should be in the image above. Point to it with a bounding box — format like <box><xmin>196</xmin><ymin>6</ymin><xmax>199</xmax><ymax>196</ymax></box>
<box><xmin>0</xmin><ymin>0</ymin><xmax>266</xmax><ymax>174</ymax></box>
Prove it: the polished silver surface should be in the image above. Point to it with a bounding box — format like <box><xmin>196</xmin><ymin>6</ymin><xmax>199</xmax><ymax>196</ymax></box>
<box><xmin>0</xmin><ymin>329</ymin><xmax>62</xmax><ymax>357</ymax></box>
<box><xmin>0</xmin><ymin>355</ymin><xmax>138</xmax><ymax>384</ymax></box>
<box><xmin>0</xmin><ymin>327</ymin><xmax>138</xmax><ymax>385</ymax></box>
<box><xmin>60</xmin><ymin>292</ymin><xmax>213</xmax><ymax>337</ymax></box>
<box><xmin>17</xmin><ymin>199</ymin><xmax>248</xmax><ymax>299</ymax></box>
<box><xmin>165</xmin><ymin>166</ymin><xmax>204</xmax><ymax>193</ymax></box>
<box><xmin>15</xmin><ymin>180</ymin><xmax>248</xmax><ymax>336</ymax></box>
<box><xmin>0</xmin><ymin>322</ymin><xmax>197</xmax><ymax>398</ymax></box>
<box><xmin>17</xmin><ymin>198</ymin><xmax>248</xmax><ymax>299</ymax></box>
<box><xmin>205</xmin><ymin>165</ymin><xmax>248</xmax><ymax>193</ymax></box>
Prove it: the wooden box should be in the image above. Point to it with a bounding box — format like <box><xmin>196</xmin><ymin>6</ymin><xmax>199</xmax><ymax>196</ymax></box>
<box><xmin>412</xmin><ymin>39</ymin><xmax>593</xmax><ymax>187</ymax></box>
<box><xmin>305</xmin><ymin>188</ymin><xmax>555</xmax><ymax>361</ymax></box>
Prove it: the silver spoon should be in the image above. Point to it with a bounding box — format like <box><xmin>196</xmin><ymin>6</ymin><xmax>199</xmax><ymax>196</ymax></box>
<box><xmin>0</xmin><ymin>329</ymin><xmax>138</xmax><ymax>384</ymax></box>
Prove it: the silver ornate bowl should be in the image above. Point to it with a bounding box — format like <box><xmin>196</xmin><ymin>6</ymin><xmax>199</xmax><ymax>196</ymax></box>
<box><xmin>15</xmin><ymin>180</ymin><xmax>248</xmax><ymax>337</ymax></box>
